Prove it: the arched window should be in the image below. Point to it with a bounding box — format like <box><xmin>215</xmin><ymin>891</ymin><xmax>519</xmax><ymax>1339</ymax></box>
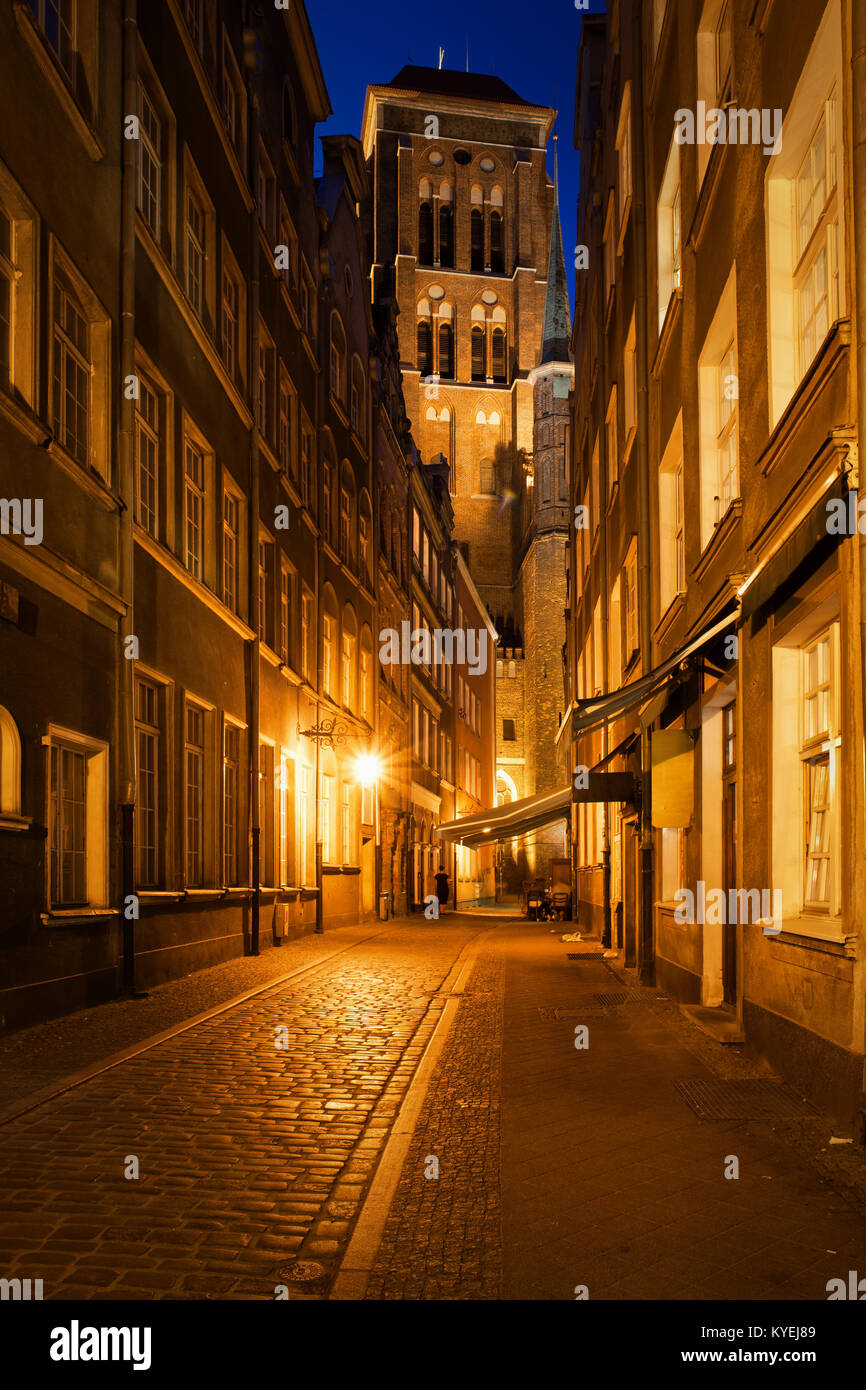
<box><xmin>439</xmin><ymin>183</ymin><xmax>454</xmax><ymax>268</ymax></box>
<box><xmin>360</xmin><ymin>626</ymin><xmax>374</xmax><ymax>722</ymax></box>
<box><xmin>470</xmin><ymin>207</ymin><xmax>484</xmax><ymax>272</ymax></box>
<box><xmin>329</xmin><ymin>312</ymin><xmax>346</xmax><ymax>403</ymax></box>
<box><xmin>490</xmin><ymin>189</ymin><xmax>504</xmax><ymax>273</ymax></box>
<box><xmin>391</xmin><ymin>512</ymin><xmax>401</xmax><ymax>582</ymax></box>
<box><xmin>492</xmin><ymin>326</ymin><xmax>506</xmax><ymax>383</ymax></box>
<box><xmin>350</xmin><ymin>356</ymin><xmax>365</xmax><ymax>439</ymax></box>
<box><xmin>339</xmin><ymin>461</ymin><xmax>356</xmax><ymax>566</ymax></box>
<box><xmin>359</xmin><ymin>490</ymin><xmax>372</xmax><ymax>583</ymax></box>
<box><xmin>438</xmin><ymin>320</ymin><xmax>453</xmax><ymax>379</ymax></box>
<box><xmin>418</xmin><ymin>199</ymin><xmax>433</xmax><ymax>265</ymax></box>
<box><xmin>0</xmin><ymin>705</ymin><xmax>22</xmax><ymax>817</ymax></box>
<box><xmin>322</xmin><ymin>586</ymin><xmax>339</xmax><ymax>699</ymax></box>
<box><xmin>417</xmin><ymin>319</ymin><xmax>432</xmax><ymax>376</ymax></box>
<box><xmin>471</xmin><ymin>324</ymin><xmax>485</xmax><ymax>380</ymax></box>
<box><xmin>341</xmin><ymin>604</ymin><xmax>358</xmax><ymax>710</ymax></box>
<box><xmin>321</xmin><ymin>451</ymin><xmax>335</xmax><ymax>544</ymax></box>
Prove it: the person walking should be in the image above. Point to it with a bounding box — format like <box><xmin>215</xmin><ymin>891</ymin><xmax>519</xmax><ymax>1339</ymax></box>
<box><xmin>434</xmin><ymin>864</ymin><xmax>450</xmax><ymax>915</ymax></box>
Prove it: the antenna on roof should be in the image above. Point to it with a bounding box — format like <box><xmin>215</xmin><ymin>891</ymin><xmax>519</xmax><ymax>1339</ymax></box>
<box><xmin>438</xmin><ymin>46</ymin><xmax>445</xmax><ymax>69</ymax></box>
<box><xmin>466</xmin><ymin>33</ymin><xmax>469</xmax><ymax>72</ymax></box>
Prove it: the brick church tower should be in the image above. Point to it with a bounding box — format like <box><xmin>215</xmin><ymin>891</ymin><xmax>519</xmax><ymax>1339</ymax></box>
<box><xmin>362</xmin><ymin>67</ymin><xmax>572</xmax><ymax>891</ymax></box>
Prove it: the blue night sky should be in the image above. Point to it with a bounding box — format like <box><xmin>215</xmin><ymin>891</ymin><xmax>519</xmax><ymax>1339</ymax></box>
<box><xmin>307</xmin><ymin>0</ymin><xmax>608</xmax><ymax>309</ymax></box>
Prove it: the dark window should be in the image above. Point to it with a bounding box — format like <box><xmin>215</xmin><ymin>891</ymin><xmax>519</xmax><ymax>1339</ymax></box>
<box><xmin>471</xmin><ymin>325</ymin><xmax>485</xmax><ymax>381</ymax></box>
<box><xmin>439</xmin><ymin>203</ymin><xmax>454</xmax><ymax>268</ymax></box>
<box><xmin>438</xmin><ymin>321</ymin><xmax>453</xmax><ymax>379</ymax></box>
<box><xmin>492</xmin><ymin>328</ymin><xmax>506</xmax><ymax>383</ymax></box>
<box><xmin>283</xmin><ymin>84</ymin><xmax>295</xmax><ymax>146</ymax></box>
<box><xmin>470</xmin><ymin>209</ymin><xmax>484</xmax><ymax>272</ymax></box>
<box><xmin>490</xmin><ymin>211</ymin><xmax>504</xmax><ymax>273</ymax></box>
<box><xmin>503</xmin><ymin>718</ymin><xmax>516</xmax><ymax>741</ymax></box>
<box><xmin>417</xmin><ymin>319</ymin><xmax>432</xmax><ymax>376</ymax></box>
<box><xmin>418</xmin><ymin>202</ymin><xmax>433</xmax><ymax>264</ymax></box>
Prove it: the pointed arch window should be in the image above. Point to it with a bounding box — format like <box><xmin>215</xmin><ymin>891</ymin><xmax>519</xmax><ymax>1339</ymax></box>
<box><xmin>492</xmin><ymin>326</ymin><xmax>506</xmax><ymax>382</ymax></box>
<box><xmin>471</xmin><ymin>324</ymin><xmax>485</xmax><ymax>381</ymax></box>
<box><xmin>490</xmin><ymin>189</ymin><xmax>504</xmax><ymax>274</ymax></box>
<box><xmin>417</xmin><ymin>318</ymin><xmax>432</xmax><ymax>375</ymax></box>
<box><xmin>471</xmin><ymin>207</ymin><xmax>484</xmax><ymax>272</ymax></box>
<box><xmin>419</xmin><ymin>199</ymin><xmax>433</xmax><ymax>265</ymax></box>
<box><xmin>439</xmin><ymin>183</ymin><xmax>454</xmax><ymax>268</ymax></box>
<box><xmin>438</xmin><ymin>319</ymin><xmax>454</xmax><ymax>379</ymax></box>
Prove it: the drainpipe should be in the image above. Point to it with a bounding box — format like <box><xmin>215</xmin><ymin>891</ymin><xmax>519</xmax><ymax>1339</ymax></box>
<box><xmin>119</xmin><ymin>0</ymin><xmax>138</xmax><ymax>994</ymax></box>
<box><xmin>851</xmin><ymin>0</ymin><xmax>866</xmax><ymax>1125</ymax></box>
<box><xmin>632</xmin><ymin>2</ymin><xmax>655</xmax><ymax>985</ymax></box>
<box><xmin>245</xmin><ymin>27</ymin><xmax>261</xmax><ymax>954</ymax></box>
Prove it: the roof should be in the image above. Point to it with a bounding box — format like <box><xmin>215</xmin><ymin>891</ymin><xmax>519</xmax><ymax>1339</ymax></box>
<box><xmin>540</xmin><ymin>150</ymin><xmax>572</xmax><ymax>365</ymax></box>
<box><xmin>381</xmin><ymin>64</ymin><xmax>534</xmax><ymax>108</ymax></box>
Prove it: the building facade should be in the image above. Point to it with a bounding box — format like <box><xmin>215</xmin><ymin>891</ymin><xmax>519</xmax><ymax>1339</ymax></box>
<box><xmin>568</xmin><ymin>0</ymin><xmax>866</xmax><ymax>1129</ymax></box>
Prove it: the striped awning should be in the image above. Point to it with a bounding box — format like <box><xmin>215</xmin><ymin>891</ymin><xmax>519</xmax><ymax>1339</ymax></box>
<box><xmin>434</xmin><ymin>784</ymin><xmax>572</xmax><ymax>847</ymax></box>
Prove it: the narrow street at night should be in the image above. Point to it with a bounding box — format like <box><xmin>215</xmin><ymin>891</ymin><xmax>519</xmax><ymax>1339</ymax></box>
<box><xmin>2</xmin><ymin>912</ymin><xmax>864</xmax><ymax>1305</ymax></box>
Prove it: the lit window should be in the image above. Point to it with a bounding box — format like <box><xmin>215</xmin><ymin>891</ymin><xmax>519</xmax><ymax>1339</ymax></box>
<box><xmin>222</xmin><ymin>487</ymin><xmax>239</xmax><ymax>613</ymax></box>
<box><xmin>138</xmin><ymin>84</ymin><xmax>162</xmax><ymax>239</ymax></box>
<box><xmin>183</xmin><ymin>439</ymin><xmax>205</xmax><ymax>580</ymax></box>
<box><xmin>184</xmin><ymin>704</ymin><xmax>205</xmax><ymax>888</ymax></box>
<box><xmin>185</xmin><ymin>186</ymin><xmax>205</xmax><ymax>316</ymax></box>
<box><xmin>53</xmin><ymin>276</ymin><xmax>89</xmax><ymax>466</ymax></box>
<box><xmin>134</xmin><ymin>679</ymin><xmax>161</xmax><ymax>888</ymax></box>
<box><xmin>135</xmin><ymin>374</ymin><xmax>160</xmax><ymax>538</ymax></box>
<box><xmin>223</xmin><ymin>723</ymin><xmax>240</xmax><ymax>886</ymax></box>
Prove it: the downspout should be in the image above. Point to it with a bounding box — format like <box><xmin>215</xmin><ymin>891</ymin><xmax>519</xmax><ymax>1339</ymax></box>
<box><xmin>850</xmin><ymin>0</ymin><xmax>866</xmax><ymax>1125</ymax></box>
<box><xmin>119</xmin><ymin>0</ymin><xmax>138</xmax><ymax>994</ymax></box>
<box><xmin>632</xmin><ymin>2</ymin><xmax>655</xmax><ymax>984</ymax></box>
<box><xmin>245</xmin><ymin>34</ymin><xmax>261</xmax><ymax>954</ymax></box>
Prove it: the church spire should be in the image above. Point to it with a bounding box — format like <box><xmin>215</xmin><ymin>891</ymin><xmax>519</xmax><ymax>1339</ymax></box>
<box><xmin>540</xmin><ymin>135</ymin><xmax>573</xmax><ymax>365</ymax></box>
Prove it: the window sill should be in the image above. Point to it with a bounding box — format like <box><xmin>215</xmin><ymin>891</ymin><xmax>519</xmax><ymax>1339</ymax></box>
<box><xmin>652</xmin><ymin>288</ymin><xmax>683</xmax><ymax>380</ymax></box>
<box><xmin>182</xmin><ymin>889</ymin><xmax>224</xmax><ymax>901</ymax></box>
<box><xmin>0</xmin><ymin>814</ymin><xmax>31</xmax><ymax>833</ymax></box>
<box><xmin>693</xmin><ymin>499</ymin><xmax>743</xmax><ymax>583</ymax></box>
<box><xmin>14</xmin><ymin>3</ymin><xmax>104</xmax><ymax>162</ymax></box>
<box><xmin>767</xmin><ymin>919</ymin><xmax>853</xmax><ymax>956</ymax></box>
<box><xmin>40</xmin><ymin>909</ymin><xmax>117</xmax><ymax>925</ymax></box>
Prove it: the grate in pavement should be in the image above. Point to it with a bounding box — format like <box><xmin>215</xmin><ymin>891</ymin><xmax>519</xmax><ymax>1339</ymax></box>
<box><xmin>593</xmin><ymin>991</ymin><xmax>643</xmax><ymax>1006</ymax></box>
<box><xmin>537</xmin><ymin>1006</ymin><xmax>607</xmax><ymax>1020</ymax></box>
<box><xmin>566</xmin><ymin>952</ymin><xmax>605</xmax><ymax>961</ymax></box>
<box><xmin>674</xmin><ymin>1078</ymin><xmax>818</xmax><ymax>1120</ymax></box>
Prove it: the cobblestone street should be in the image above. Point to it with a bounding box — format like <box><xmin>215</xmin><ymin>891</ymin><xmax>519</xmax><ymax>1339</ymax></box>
<box><xmin>2</xmin><ymin>914</ymin><xmax>866</xmax><ymax>1301</ymax></box>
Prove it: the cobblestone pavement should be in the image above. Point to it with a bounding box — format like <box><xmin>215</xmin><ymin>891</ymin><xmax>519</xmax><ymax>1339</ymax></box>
<box><xmin>359</xmin><ymin>924</ymin><xmax>866</xmax><ymax>1301</ymax></box>
<box><xmin>0</xmin><ymin>919</ymin><xmax>485</xmax><ymax>1300</ymax></box>
<box><xmin>365</xmin><ymin>945</ymin><xmax>505</xmax><ymax>1300</ymax></box>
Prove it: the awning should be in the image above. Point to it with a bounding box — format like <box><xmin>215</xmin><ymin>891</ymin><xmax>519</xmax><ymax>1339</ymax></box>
<box><xmin>435</xmin><ymin>784</ymin><xmax>572</xmax><ymax>847</ymax></box>
<box><xmin>740</xmin><ymin>472</ymin><xmax>846</xmax><ymax>622</ymax></box>
<box><xmin>571</xmin><ymin>604</ymin><xmax>738</xmax><ymax>738</ymax></box>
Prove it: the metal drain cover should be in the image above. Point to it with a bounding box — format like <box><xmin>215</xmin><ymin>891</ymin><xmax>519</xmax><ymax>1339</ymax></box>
<box><xmin>593</xmin><ymin>991</ymin><xmax>643</xmax><ymax>1006</ymax></box>
<box><xmin>537</xmin><ymin>1006</ymin><xmax>607</xmax><ymax>1020</ymax></box>
<box><xmin>674</xmin><ymin>1079</ymin><xmax>818</xmax><ymax>1120</ymax></box>
<box><xmin>566</xmin><ymin>952</ymin><xmax>604</xmax><ymax>961</ymax></box>
<box><xmin>278</xmin><ymin>1261</ymin><xmax>327</xmax><ymax>1283</ymax></box>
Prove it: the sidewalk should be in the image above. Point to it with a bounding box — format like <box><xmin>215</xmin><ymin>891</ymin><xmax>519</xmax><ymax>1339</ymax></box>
<box><xmin>363</xmin><ymin>922</ymin><xmax>866</xmax><ymax>1300</ymax></box>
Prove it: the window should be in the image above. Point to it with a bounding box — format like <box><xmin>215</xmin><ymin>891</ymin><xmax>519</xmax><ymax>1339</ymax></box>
<box><xmin>360</xmin><ymin>628</ymin><xmax>373</xmax><ymax>721</ymax></box>
<box><xmin>439</xmin><ymin>185</ymin><xmax>454</xmax><ymax>268</ymax></box>
<box><xmin>282</xmin><ymin>82</ymin><xmax>296</xmax><ymax>148</ymax></box>
<box><xmin>438</xmin><ymin>319</ymin><xmax>453</xmax><ymax>379</ymax></box>
<box><xmin>279</xmin><ymin>753</ymin><xmax>293</xmax><ymax>887</ymax></box>
<box><xmin>259</xmin><ymin>743</ymin><xmax>275</xmax><ymax>887</ymax></box>
<box><xmin>624</xmin><ymin>540</ymin><xmax>639</xmax><ymax>664</ymax></box>
<box><xmin>795</xmin><ymin>100</ymin><xmax>838</xmax><ymax>381</ymax></box>
<box><xmin>322</xmin><ymin>593</ymin><xmax>338</xmax><ymax>698</ymax></box>
<box><xmin>359</xmin><ymin>506</ymin><xmax>370</xmax><ymax>584</ymax></box>
<box><xmin>321</xmin><ymin>772</ymin><xmax>334</xmax><ymax>862</ymax></box>
<box><xmin>257</xmin><ymin>537</ymin><xmax>273</xmax><ymax>645</ymax></box>
<box><xmin>606</xmin><ymin>387</ymin><xmax>618</xmax><ymax>494</ymax></box>
<box><xmin>490</xmin><ymin>188</ymin><xmax>504</xmax><ymax>273</ymax></box>
<box><xmin>491</xmin><ymin>327</ymin><xmax>506</xmax><ymax>383</ymax></box>
<box><xmin>256</xmin><ymin>323</ymin><xmax>275</xmax><ymax>448</ymax></box>
<box><xmin>591</xmin><ymin>434</ymin><xmax>600</xmax><ymax>533</ymax></box>
<box><xmin>183</xmin><ymin>438</ymin><xmax>205</xmax><ymax>581</ymax></box>
<box><xmin>603</xmin><ymin>192</ymin><xmax>616</xmax><ymax>308</ymax></box>
<box><xmin>322</xmin><ymin>460</ymin><xmax>333</xmax><ymax>543</ymax></box>
<box><xmin>609</xmin><ymin>576</ymin><xmax>623</xmax><ymax>691</ymax></box>
<box><xmin>299</xmin><ymin>764</ymin><xmax>311</xmax><ymax>883</ymax></box>
<box><xmin>479</xmin><ymin>460</ymin><xmax>495</xmax><ymax>496</ymax></box>
<box><xmin>185</xmin><ymin>185</ymin><xmax>206</xmax><ymax>317</ymax></box>
<box><xmin>0</xmin><ymin>707</ymin><xmax>22</xmax><ymax>820</ymax></box>
<box><xmin>801</xmin><ymin>632</ymin><xmax>834</xmax><ymax>909</ymax></box>
<box><xmin>300</xmin><ymin>261</ymin><xmax>315</xmax><ymax>340</ymax></box>
<box><xmin>51</xmin><ymin>248</ymin><xmax>110</xmax><ymax>480</ymax></box>
<box><xmin>417</xmin><ymin>317</ymin><xmax>432</xmax><ymax>375</ymax></box>
<box><xmin>616</xmin><ymin>84</ymin><xmax>632</xmax><ymax>235</ymax></box>
<box><xmin>134</xmin><ymin>679</ymin><xmax>161</xmax><ymax>888</ymax></box>
<box><xmin>222</xmin><ymin>484</ymin><xmax>240</xmax><ymax>613</ymax></box>
<box><xmin>341</xmin><ymin>783</ymin><xmax>352</xmax><ymax>863</ymax></box>
<box><xmin>0</xmin><ymin>172</ymin><xmax>37</xmax><ymax>405</ymax></box>
<box><xmin>279</xmin><ymin>369</ymin><xmax>296</xmax><ymax>478</ymax></box>
<box><xmin>279</xmin><ymin>558</ymin><xmax>293</xmax><ymax>666</ymax></box>
<box><xmin>659</xmin><ymin>418</ymin><xmax>685</xmax><ymax>615</ymax></box>
<box><xmin>135</xmin><ymin>373</ymin><xmax>160</xmax><ymax>537</ymax></box>
<box><xmin>657</xmin><ymin>138</ymin><xmax>682</xmax><ymax>331</ymax></box>
<box><xmin>223</xmin><ymin>723</ymin><xmax>240</xmax><ymax>886</ymax></box>
<box><xmin>301</xmin><ymin>587</ymin><xmax>314</xmax><ymax>684</ymax></box>
<box><xmin>27</xmin><ymin>0</ymin><xmax>76</xmax><ymax>85</ymax></box>
<box><xmin>697</xmin><ymin>266</ymin><xmax>739</xmax><ymax>547</ymax></box>
<box><xmin>221</xmin><ymin>36</ymin><xmax>245</xmax><ymax>163</ymax></box>
<box><xmin>184</xmin><ymin>703</ymin><xmax>206</xmax><ymax>887</ymax></box>
<box><xmin>300</xmin><ymin>414</ymin><xmax>314</xmax><ymax>507</ymax></box>
<box><xmin>471</xmin><ymin>324</ymin><xmax>485</xmax><ymax>381</ymax></box>
<box><xmin>52</xmin><ymin>275</ymin><xmax>89</xmax><ymax>466</ymax></box>
<box><xmin>624</xmin><ymin>314</ymin><xmax>637</xmax><ymax>445</ymax></box>
<box><xmin>653</xmin><ymin>0</ymin><xmax>667</xmax><ymax>57</ymax></box>
<box><xmin>471</xmin><ymin>207</ymin><xmax>484</xmax><ymax>272</ymax></box>
<box><xmin>221</xmin><ymin>241</ymin><xmax>245</xmax><ymax>385</ymax></box>
<box><xmin>351</xmin><ymin>357</ymin><xmax>365</xmax><ymax>440</ymax></box>
<box><xmin>183</xmin><ymin>0</ymin><xmax>203</xmax><ymax>52</ymax></box>
<box><xmin>503</xmin><ymin>718</ymin><xmax>516</xmax><ymax>742</ymax></box>
<box><xmin>49</xmin><ymin>741</ymin><xmax>87</xmax><ymax>905</ymax></box>
<box><xmin>137</xmin><ymin>81</ymin><xmax>165</xmax><ymax>242</ymax></box>
<box><xmin>330</xmin><ymin>313</ymin><xmax>346</xmax><ymax>403</ymax></box>
<box><xmin>419</xmin><ymin>194</ymin><xmax>433</xmax><ymax>265</ymax></box>
<box><xmin>696</xmin><ymin>0</ymin><xmax>733</xmax><ymax>182</ymax></box>
<box><xmin>278</xmin><ymin>205</ymin><xmax>298</xmax><ymax>296</ymax></box>
<box><xmin>256</xmin><ymin>144</ymin><xmax>276</xmax><ymax>239</ymax></box>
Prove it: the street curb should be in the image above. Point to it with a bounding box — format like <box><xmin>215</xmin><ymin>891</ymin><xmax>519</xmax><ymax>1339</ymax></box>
<box><xmin>329</xmin><ymin>939</ymin><xmax>486</xmax><ymax>1300</ymax></box>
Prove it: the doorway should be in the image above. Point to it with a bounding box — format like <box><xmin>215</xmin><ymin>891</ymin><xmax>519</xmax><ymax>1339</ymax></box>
<box><xmin>721</xmin><ymin>701</ymin><xmax>738</xmax><ymax>1007</ymax></box>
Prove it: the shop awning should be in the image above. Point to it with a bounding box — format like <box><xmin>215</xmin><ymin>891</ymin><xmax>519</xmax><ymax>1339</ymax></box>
<box><xmin>435</xmin><ymin>784</ymin><xmax>572</xmax><ymax>847</ymax></box>
<box><xmin>571</xmin><ymin>604</ymin><xmax>738</xmax><ymax>738</ymax></box>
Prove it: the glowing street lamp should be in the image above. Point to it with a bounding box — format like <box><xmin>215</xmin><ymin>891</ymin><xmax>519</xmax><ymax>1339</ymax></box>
<box><xmin>355</xmin><ymin>753</ymin><xmax>381</xmax><ymax>786</ymax></box>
